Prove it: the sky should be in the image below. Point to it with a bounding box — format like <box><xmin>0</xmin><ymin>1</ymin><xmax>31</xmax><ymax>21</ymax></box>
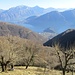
<box><xmin>0</xmin><ymin>0</ymin><xmax>75</xmax><ymax>9</ymax></box>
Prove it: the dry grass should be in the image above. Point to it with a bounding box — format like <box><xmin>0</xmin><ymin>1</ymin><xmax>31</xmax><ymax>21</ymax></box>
<box><xmin>0</xmin><ymin>66</ymin><xmax>74</xmax><ymax>75</ymax></box>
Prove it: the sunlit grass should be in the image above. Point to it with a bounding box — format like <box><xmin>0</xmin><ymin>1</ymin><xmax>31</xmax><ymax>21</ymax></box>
<box><xmin>0</xmin><ymin>66</ymin><xmax>74</xmax><ymax>75</ymax></box>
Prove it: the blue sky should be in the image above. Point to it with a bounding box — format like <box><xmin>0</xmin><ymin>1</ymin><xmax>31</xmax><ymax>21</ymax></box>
<box><xmin>0</xmin><ymin>0</ymin><xmax>75</xmax><ymax>9</ymax></box>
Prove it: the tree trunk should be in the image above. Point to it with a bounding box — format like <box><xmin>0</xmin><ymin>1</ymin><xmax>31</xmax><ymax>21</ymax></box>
<box><xmin>72</xmin><ymin>70</ymin><xmax>73</xmax><ymax>75</ymax></box>
<box><xmin>10</xmin><ymin>64</ymin><xmax>14</xmax><ymax>71</ymax></box>
<box><xmin>1</xmin><ymin>56</ymin><xmax>5</xmax><ymax>72</ymax></box>
<box><xmin>62</xmin><ymin>68</ymin><xmax>66</xmax><ymax>75</ymax></box>
<box><xmin>26</xmin><ymin>64</ymin><xmax>29</xmax><ymax>69</ymax></box>
<box><xmin>1</xmin><ymin>63</ymin><xmax>5</xmax><ymax>72</ymax></box>
<box><xmin>5</xmin><ymin>64</ymin><xmax>7</xmax><ymax>71</ymax></box>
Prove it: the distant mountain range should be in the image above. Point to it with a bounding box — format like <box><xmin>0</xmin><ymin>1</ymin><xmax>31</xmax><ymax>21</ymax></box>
<box><xmin>43</xmin><ymin>29</ymin><xmax>75</xmax><ymax>48</ymax></box>
<box><xmin>23</xmin><ymin>9</ymin><xmax>75</xmax><ymax>33</ymax></box>
<box><xmin>0</xmin><ymin>9</ymin><xmax>4</xmax><ymax>13</ymax></box>
<box><xmin>0</xmin><ymin>5</ymin><xmax>58</xmax><ymax>22</ymax></box>
<box><xmin>0</xmin><ymin>5</ymin><xmax>70</xmax><ymax>23</ymax></box>
<box><xmin>0</xmin><ymin>5</ymin><xmax>75</xmax><ymax>34</ymax></box>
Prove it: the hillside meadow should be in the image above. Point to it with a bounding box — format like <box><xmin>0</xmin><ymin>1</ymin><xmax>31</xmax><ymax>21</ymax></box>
<box><xmin>0</xmin><ymin>35</ymin><xmax>60</xmax><ymax>74</ymax></box>
<box><xmin>0</xmin><ymin>34</ymin><xmax>75</xmax><ymax>75</ymax></box>
<box><xmin>0</xmin><ymin>66</ymin><xmax>73</xmax><ymax>75</ymax></box>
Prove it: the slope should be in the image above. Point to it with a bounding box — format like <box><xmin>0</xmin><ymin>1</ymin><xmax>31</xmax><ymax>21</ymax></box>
<box><xmin>43</xmin><ymin>29</ymin><xmax>75</xmax><ymax>48</ymax></box>
<box><xmin>0</xmin><ymin>22</ymin><xmax>45</xmax><ymax>43</ymax></box>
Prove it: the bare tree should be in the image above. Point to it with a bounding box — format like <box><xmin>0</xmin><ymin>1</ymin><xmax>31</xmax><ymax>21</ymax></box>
<box><xmin>19</xmin><ymin>41</ymin><xmax>39</xmax><ymax>69</ymax></box>
<box><xmin>25</xmin><ymin>45</ymin><xmax>38</xmax><ymax>69</ymax></box>
<box><xmin>53</xmin><ymin>43</ymin><xmax>75</xmax><ymax>75</ymax></box>
<box><xmin>25</xmin><ymin>47</ymin><xmax>36</xmax><ymax>69</ymax></box>
<box><xmin>0</xmin><ymin>38</ymin><xmax>12</xmax><ymax>72</ymax></box>
<box><xmin>0</xmin><ymin>36</ymin><xmax>19</xmax><ymax>72</ymax></box>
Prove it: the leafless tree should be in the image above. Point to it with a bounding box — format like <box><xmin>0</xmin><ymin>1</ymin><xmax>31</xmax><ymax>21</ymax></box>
<box><xmin>0</xmin><ymin>36</ymin><xmax>19</xmax><ymax>72</ymax></box>
<box><xmin>19</xmin><ymin>41</ymin><xmax>39</xmax><ymax>69</ymax></box>
<box><xmin>53</xmin><ymin>43</ymin><xmax>75</xmax><ymax>75</ymax></box>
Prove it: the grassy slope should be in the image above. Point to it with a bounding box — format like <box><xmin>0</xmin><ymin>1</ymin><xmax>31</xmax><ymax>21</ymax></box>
<box><xmin>0</xmin><ymin>66</ymin><xmax>73</xmax><ymax>75</ymax></box>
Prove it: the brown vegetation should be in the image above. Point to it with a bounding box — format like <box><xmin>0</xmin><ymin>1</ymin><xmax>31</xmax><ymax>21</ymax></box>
<box><xmin>0</xmin><ymin>35</ymin><xmax>58</xmax><ymax>72</ymax></box>
<box><xmin>0</xmin><ymin>22</ymin><xmax>45</xmax><ymax>43</ymax></box>
<box><xmin>53</xmin><ymin>43</ymin><xmax>75</xmax><ymax>75</ymax></box>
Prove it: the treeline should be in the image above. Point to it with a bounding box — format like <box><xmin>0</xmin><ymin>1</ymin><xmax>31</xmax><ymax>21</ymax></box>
<box><xmin>0</xmin><ymin>35</ymin><xmax>75</xmax><ymax>75</ymax></box>
<box><xmin>0</xmin><ymin>35</ymin><xmax>56</xmax><ymax>72</ymax></box>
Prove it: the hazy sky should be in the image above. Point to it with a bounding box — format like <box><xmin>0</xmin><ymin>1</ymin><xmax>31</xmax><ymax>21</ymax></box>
<box><xmin>0</xmin><ymin>0</ymin><xmax>75</xmax><ymax>9</ymax></box>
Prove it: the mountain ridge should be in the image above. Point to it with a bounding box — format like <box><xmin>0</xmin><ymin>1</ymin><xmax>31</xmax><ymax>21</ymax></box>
<box><xmin>43</xmin><ymin>29</ymin><xmax>75</xmax><ymax>48</ymax></box>
<box><xmin>0</xmin><ymin>21</ymin><xmax>46</xmax><ymax>43</ymax></box>
<box><xmin>23</xmin><ymin>9</ymin><xmax>75</xmax><ymax>33</ymax></box>
<box><xmin>0</xmin><ymin>5</ymin><xmax>75</xmax><ymax>34</ymax></box>
<box><xmin>24</xmin><ymin>11</ymin><xmax>69</xmax><ymax>33</ymax></box>
<box><xmin>0</xmin><ymin>5</ymin><xmax>69</xmax><ymax>22</ymax></box>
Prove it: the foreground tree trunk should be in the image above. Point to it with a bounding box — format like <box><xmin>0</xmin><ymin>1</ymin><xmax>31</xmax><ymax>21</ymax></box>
<box><xmin>26</xmin><ymin>64</ymin><xmax>29</xmax><ymax>69</ymax></box>
<box><xmin>0</xmin><ymin>56</ymin><xmax>10</xmax><ymax>72</ymax></box>
<box><xmin>62</xmin><ymin>68</ymin><xmax>66</xmax><ymax>75</ymax></box>
<box><xmin>5</xmin><ymin>64</ymin><xmax>8</xmax><ymax>71</ymax></box>
<box><xmin>1</xmin><ymin>56</ymin><xmax>5</xmax><ymax>72</ymax></box>
<box><xmin>10</xmin><ymin>63</ymin><xmax>14</xmax><ymax>71</ymax></box>
<box><xmin>1</xmin><ymin>63</ymin><xmax>5</xmax><ymax>72</ymax></box>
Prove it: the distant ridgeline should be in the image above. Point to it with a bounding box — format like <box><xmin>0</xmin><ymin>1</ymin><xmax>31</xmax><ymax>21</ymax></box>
<box><xmin>0</xmin><ymin>6</ymin><xmax>75</xmax><ymax>34</ymax></box>
<box><xmin>44</xmin><ymin>29</ymin><xmax>75</xmax><ymax>49</ymax></box>
<box><xmin>0</xmin><ymin>22</ymin><xmax>45</xmax><ymax>43</ymax></box>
